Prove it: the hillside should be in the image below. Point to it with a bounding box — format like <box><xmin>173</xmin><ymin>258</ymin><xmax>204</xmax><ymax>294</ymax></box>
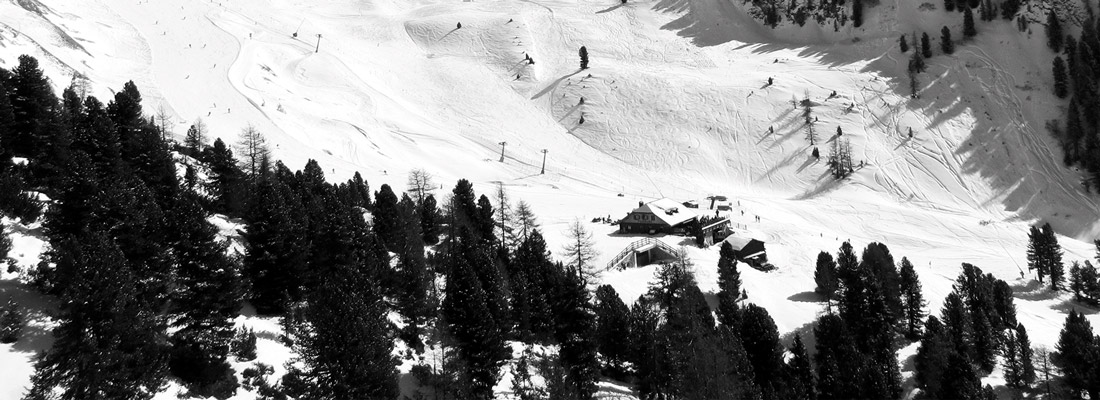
<box><xmin>2</xmin><ymin>0</ymin><xmax>1100</xmax><ymax>398</ymax></box>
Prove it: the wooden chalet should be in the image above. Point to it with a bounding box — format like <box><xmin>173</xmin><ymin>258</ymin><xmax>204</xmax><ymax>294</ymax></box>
<box><xmin>619</xmin><ymin>198</ymin><xmax>698</xmax><ymax>235</ymax></box>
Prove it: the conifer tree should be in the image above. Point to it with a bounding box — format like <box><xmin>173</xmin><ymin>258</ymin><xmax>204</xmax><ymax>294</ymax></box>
<box><xmin>579</xmin><ymin>46</ymin><xmax>589</xmax><ymax>69</ymax></box>
<box><xmin>717</xmin><ymin>242</ymin><xmax>742</xmax><ymax>327</ymax></box>
<box><xmin>184</xmin><ymin>119</ymin><xmax>207</xmax><ymax>157</ymax></box>
<box><xmin>941</xmin><ymin>26</ymin><xmax>955</xmax><ymax>54</ymax></box>
<box><xmin>292</xmin><ymin>261</ymin><xmax>399</xmax><ymax>400</ymax></box>
<box><xmin>7</xmin><ymin>55</ymin><xmax>60</xmax><ymax>160</ymax></box>
<box><xmin>945</xmin><ymin>0</ymin><xmax>954</xmax><ymax>12</ymax></box>
<box><xmin>1053</xmin><ymin>310</ymin><xmax>1099</xmax><ymax>398</ymax></box>
<box><xmin>963</xmin><ymin>6</ymin><xmax>977</xmax><ymax>38</ymax></box>
<box><xmin>1001</xmin><ymin>0</ymin><xmax>1019</xmax><ymax>19</ymax></box>
<box><xmin>442</xmin><ymin>228</ymin><xmax>509</xmax><ymax>399</ymax></box>
<box><xmin>1016</xmin><ymin>323</ymin><xmax>1035</xmax><ymax>384</ymax></box>
<box><xmin>419</xmin><ymin>193</ymin><xmax>440</xmax><ymax>245</ymax></box>
<box><xmin>371</xmin><ymin>184</ymin><xmax>401</xmax><ymax>250</ymax></box>
<box><xmin>915</xmin><ymin>316</ymin><xmax>951</xmax><ymax>399</ymax></box>
<box><xmin>814</xmin><ymin>251</ymin><xmax>838</xmax><ymax>300</ymax></box>
<box><xmin>25</xmin><ymin>233</ymin><xmax>169</xmax><ymax>400</ymax></box>
<box><xmin>395</xmin><ymin>193</ymin><xmax>430</xmax><ymax>349</ymax></box>
<box><xmin>554</xmin><ymin>267</ymin><xmax>600</xmax><ymax>399</ymax></box>
<box><xmin>852</xmin><ymin>0</ymin><xmax>863</xmax><ymax>27</ymax></box>
<box><xmin>921</xmin><ymin>32</ymin><xmax>933</xmax><ymax>58</ymax></box>
<box><xmin>814</xmin><ymin>314</ymin><xmax>863</xmax><ymax>399</ymax></box>
<box><xmin>1053</xmin><ymin>56</ymin><xmax>1068</xmax><ymax>98</ymax></box>
<box><xmin>167</xmin><ymin>191</ymin><xmax>243</xmax><ymax>397</ymax></box>
<box><xmin>939</xmin><ymin>291</ymin><xmax>971</xmax><ymax>357</ymax></box>
<box><xmin>899</xmin><ymin>257</ymin><xmax>926</xmax><ymax>340</ymax></box>
<box><xmin>1042</xmin><ymin>223</ymin><xmax>1065</xmax><ymax>290</ymax></box>
<box><xmin>787</xmin><ymin>334</ymin><xmax>816</xmax><ymax>400</ymax></box>
<box><xmin>1027</xmin><ymin>225</ymin><xmax>1048</xmax><ymax>283</ymax></box>
<box><xmin>204</xmin><ymin>138</ymin><xmax>246</xmax><ymax>216</ymax></box>
<box><xmin>739</xmin><ymin>304</ymin><xmax>785</xmax><ymax>398</ymax></box>
<box><xmin>242</xmin><ymin>175</ymin><xmax>309</xmax><ymax>314</ymax></box>
<box><xmin>899</xmin><ymin>34</ymin><xmax>909</xmax><ymax>53</ymax></box>
<box><xmin>593</xmin><ymin>285</ymin><xmax>631</xmax><ymax>378</ymax></box>
<box><xmin>475</xmin><ymin>195</ymin><xmax>495</xmax><ymax>242</ymax></box>
<box><xmin>1046</xmin><ymin>10</ymin><xmax>1063</xmax><ymax>52</ymax></box>
<box><xmin>942</xmin><ymin>353</ymin><xmax>982</xmax><ymax>399</ymax></box>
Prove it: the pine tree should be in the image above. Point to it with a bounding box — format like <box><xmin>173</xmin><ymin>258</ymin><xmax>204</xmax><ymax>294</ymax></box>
<box><xmin>579</xmin><ymin>46</ymin><xmax>589</xmax><ymax>70</ymax></box>
<box><xmin>1046</xmin><ymin>10</ymin><xmax>1063</xmax><ymax>52</ymax></box>
<box><xmin>554</xmin><ymin>267</ymin><xmax>600</xmax><ymax>398</ymax></box>
<box><xmin>167</xmin><ymin>191</ymin><xmax>243</xmax><ymax>398</ymax></box>
<box><xmin>1053</xmin><ymin>56</ymin><xmax>1068</xmax><ymax>98</ymax></box>
<box><xmin>1001</xmin><ymin>0</ymin><xmax>1019</xmax><ymax>19</ymax></box>
<box><xmin>899</xmin><ymin>257</ymin><xmax>926</xmax><ymax>340</ymax></box>
<box><xmin>419</xmin><ymin>193</ymin><xmax>440</xmax><ymax>245</ymax></box>
<box><xmin>1026</xmin><ymin>225</ymin><xmax>1047</xmax><ymax>283</ymax></box>
<box><xmin>717</xmin><ymin>242</ymin><xmax>742</xmax><ymax>327</ymax></box>
<box><xmin>183</xmin><ymin>119</ymin><xmax>207</xmax><ymax>157</ymax></box>
<box><xmin>1042</xmin><ymin>223</ymin><xmax>1065</xmax><ymax>290</ymax></box>
<box><xmin>739</xmin><ymin>304</ymin><xmax>785</xmax><ymax>397</ymax></box>
<box><xmin>204</xmin><ymin>138</ymin><xmax>246</xmax><ymax>216</ymax></box>
<box><xmin>941</xmin><ymin>26</ymin><xmax>955</xmax><ymax>54</ymax></box>
<box><xmin>1053</xmin><ymin>310</ymin><xmax>1099</xmax><ymax>398</ymax></box>
<box><xmin>242</xmin><ymin>175</ymin><xmax>309</xmax><ymax>314</ymax></box>
<box><xmin>942</xmin><ymin>352</ymin><xmax>982</xmax><ymax>400</ymax></box>
<box><xmin>915</xmin><ymin>316</ymin><xmax>951</xmax><ymax>399</ymax></box>
<box><xmin>292</xmin><ymin>262</ymin><xmax>399</xmax><ymax>400</ymax></box>
<box><xmin>25</xmin><ymin>233</ymin><xmax>169</xmax><ymax>400</ymax></box>
<box><xmin>395</xmin><ymin>193</ymin><xmax>430</xmax><ymax>349</ymax></box>
<box><xmin>910</xmin><ymin>36</ymin><xmax>926</xmax><ymax>73</ymax></box>
<box><xmin>442</xmin><ymin>228</ymin><xmax>509</xmax><ymax>399</ymax></box>
<box><xmin>787</xmin><ymin>334</ymin><xmax>816</xmax><ymax>400</ymax></box>
<box><xmin>963</xmin><ymin>6</ymin><xmax>977</xmax><ymax>38</ymax></box>
<box><xmin>593</xmin><ymin>285</ymin><xmax>631</xmax><ymax>378</ymax></box>
<box><xmin>1017</xmin><ymin>323</ymin><xmax>1035</xmax><ymax>384</ymax></box>
<box><xmin>899</xmin><ymin>34</ymin><xmax>909</xmax><ymax>52</ymax></box>
<box><xmin>922</xmin><ymin>32</ymin><xmax>933</xmax><ymax>58</ymax></box>
<box><xmin>814</xmin><ymin>251</ymin><xmax>838</xmax><ymax>299</ymax></box>
<box><xmin>371</xmin><ymin>184</ymin><xmax>401</xmax><ymax>250</ymax></box>
<box><xmin>1082</xmin><ymin>261</ymin><xmax>1100</xmax><ymax>302</ymax></box>
<box><xmin>814</xmin><ymin>314</ymin><xmax>863</xmax><ymax>400</ymax></box>
<box><xmin>852</xmin><ymin>0</ymin><xmax>863</xmax><ymax>27</ymax></box>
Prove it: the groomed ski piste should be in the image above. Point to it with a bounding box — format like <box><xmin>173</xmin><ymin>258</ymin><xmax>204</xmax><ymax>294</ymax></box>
<box><xmin>1</xmin><ymin>0</ymin><xmax>1099</xmax><ymax>397</ymax></box>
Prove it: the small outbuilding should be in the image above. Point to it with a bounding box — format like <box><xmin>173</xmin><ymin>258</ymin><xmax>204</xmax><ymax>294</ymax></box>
<box><xmin>721</xmin><ymin>235</ymin><xmax>767</xmax><ymax>265</ymax></box>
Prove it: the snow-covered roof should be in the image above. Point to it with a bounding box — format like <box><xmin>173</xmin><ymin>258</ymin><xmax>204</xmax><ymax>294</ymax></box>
<box><xmin>631</xmin><ymin>198</ymin><xmax>697</xmax><ymax>227</ymax></box>
<box><xmin>723</xmin><ymin>235</ymin><xmax>754</xmax><ymax>251</ymax></box>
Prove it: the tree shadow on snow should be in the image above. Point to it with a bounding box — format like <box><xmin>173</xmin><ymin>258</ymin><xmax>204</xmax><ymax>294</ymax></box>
<box><xmin>0</xmin><ymin>279</ymin><xmax>57</xmax><ymax>353</ymax></box>
<box><xmin>1050</xmin><ymin>299</ymin><xmax>1100</xmax><ymax>315</ymax></box>
<box><xmin>531</xmin><ymin>70</ymin><xmax>582</xmax><ymax>100</ymax></box>
<box><xmin>787</xmin><ymin>291</ymin><xmax>825</xmax><ymax>303</ymax></box>
<box><xmin>595</xmin><ymin>3</ymin><xmax>625</xmax><ymax>14</ymax></box>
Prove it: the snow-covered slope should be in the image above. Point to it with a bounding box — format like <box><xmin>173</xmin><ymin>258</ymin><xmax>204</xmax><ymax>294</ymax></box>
<box><xmin>2</xmin><ymin>0</ymin><xmax>1099</xmax><ymax>397</ymax></box>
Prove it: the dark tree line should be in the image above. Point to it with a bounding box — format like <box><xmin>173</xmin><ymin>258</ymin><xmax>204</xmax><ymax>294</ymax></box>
<box><xmin>1046</xmin><ymin>10</ymin><xmax>1100</xmax><ymax>189</ymax></box>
